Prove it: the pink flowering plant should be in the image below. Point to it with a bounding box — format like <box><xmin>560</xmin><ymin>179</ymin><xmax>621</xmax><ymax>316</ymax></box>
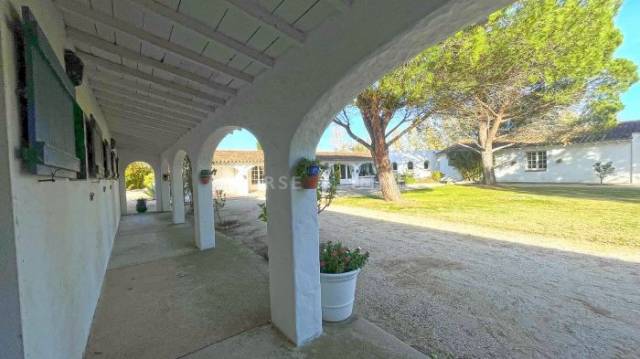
<box><xmin>320</xmin><ymin>241</ymin><xmax>369</xmax><ymax>274</ymax></box>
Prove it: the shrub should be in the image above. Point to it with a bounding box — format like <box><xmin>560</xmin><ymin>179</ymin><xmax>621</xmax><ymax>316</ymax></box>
<box><xmin>431</xmin><ymin>170</ymin><xmax>444</xmax><ymax>182</ymax></box>
<box><xmin>143</xmin><ymin>172</ymin><xmax>155</xmax><ymax>197</ymax></box>
<box><xmin>447</xmin><ymin>150</ymin><xmax>483</xmax><ymax>181</ymax></box>
<box><xmin>593</xmin><ymin>161</ymin><xmax>615</xmax><ymax>184</ymax></box>
<box><xmin>125</xmin><ymin>162</ymin><xmax>153</xmax><ymax>189</ymax></box>
<box><xmin>320</xmin><ymin>241</ymin><xmax>369</xmax><ymax>274</ymax></box>
<box><xmin>402</xmin><ymin>173</ymin><xmax>416</xmax><ymax>184</ymax></box>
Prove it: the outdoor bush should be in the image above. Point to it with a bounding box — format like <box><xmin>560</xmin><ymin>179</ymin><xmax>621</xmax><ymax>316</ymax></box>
<box><xmin>143</xmin><ymin>173</ymin><xmax>155</xmax><ymax>197</ymax></box>
<box><xmin>431</xmin><ymin>170</ymin><xmax>444</xmax><ymax>182</ymax></box>
<box><xmin>593</xmin><ymin>161</ymin><xmax>615</xmax><ymax>184</ymax></box>
<box><xmin>402</xmin><ymin>173</ymin><xmax>416</xmax><ymax>184</ymax></box>
<box><xmin>125</xmin><ymin>162</ymin><xmax>153</xmax><ymax>189</ymax></box>
<box><xmin>447</xmin><ymin>150</ymin><xmax>483</xmax><ymax>181</ymax></box>
<box><xmin>320</xmin><ymin>241</ymin><xmax>369</xmax><ymax>274</ymax></box>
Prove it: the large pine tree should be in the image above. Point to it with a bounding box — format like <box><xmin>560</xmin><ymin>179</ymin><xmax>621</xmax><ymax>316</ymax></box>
<box><xmin>401</xmin><ymin>0</ymin><xmax>637</xmax><ymax>184</ymax></box>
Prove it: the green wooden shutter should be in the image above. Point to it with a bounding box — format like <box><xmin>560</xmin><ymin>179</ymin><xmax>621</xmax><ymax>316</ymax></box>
<box><xmin>20</xmin><ymin>6</ymin><xmax>80</xmax><ymax>177</ymax></box>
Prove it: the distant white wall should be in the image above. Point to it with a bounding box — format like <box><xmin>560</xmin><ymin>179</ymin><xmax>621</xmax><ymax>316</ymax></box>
<box><xmin>389</xmin><ymin>150</ymin><xmax>437</xmax><ymax>178</ymax></box>
<box><xmin>495</xmin><ymin>141</ymin><xmax>634</xmax><ymax>184</ymax></box>
<box><xmin>212</xmin><ymin>165</ymin><xmax>251</xmax><ymax>196</ymax></box>
<box><xmin>0</xmin><ymin>1</ymin><xmax>120</xmax><ymax>358</ymax></box>
<box><xmin>435</xmin><ymin>153</ymin><xmax>463</xmax><ymax>181</ymax></box>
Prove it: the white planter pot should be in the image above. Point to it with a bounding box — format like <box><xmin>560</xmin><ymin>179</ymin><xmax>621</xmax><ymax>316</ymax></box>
<box><xmin>320</xmin><ymin>269</ymin><xmax>361</xmax><ymax>322</ymax></box>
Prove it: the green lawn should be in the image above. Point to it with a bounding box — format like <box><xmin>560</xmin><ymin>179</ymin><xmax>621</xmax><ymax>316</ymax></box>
<box><xmin>335</xmin><ymin>185</ymin><xmax>640</xmax><ymax>247</ymax></box>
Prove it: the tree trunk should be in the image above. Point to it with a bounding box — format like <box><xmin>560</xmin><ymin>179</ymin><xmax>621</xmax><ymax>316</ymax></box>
<box><xmin>480</xmin><ymin>149</ymin><xmax>496</xmax><ymax>185</ymax></box>
<box><xmin>371</xmin><ymin>144</ymin><xmax>401</xmax><ymax>201</ymax></box>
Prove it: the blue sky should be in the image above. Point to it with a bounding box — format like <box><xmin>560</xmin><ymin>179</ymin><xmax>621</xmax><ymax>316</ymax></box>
<box><xmin>220</xmin><ymin>0</ymin><xmax>639</xmax><ymax>150</ymax></box>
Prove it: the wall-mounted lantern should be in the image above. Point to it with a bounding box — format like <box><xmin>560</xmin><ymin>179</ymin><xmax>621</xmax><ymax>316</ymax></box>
<box><xmin>162</xmin><ymin>173</ymin><xmax>170</xmax><ymax>181</ymax></box>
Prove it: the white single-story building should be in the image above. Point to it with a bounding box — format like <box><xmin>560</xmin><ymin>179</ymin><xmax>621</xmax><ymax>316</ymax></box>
<box><xmin>212</xmin><ymin>149</ymin><xmax>441</xmax><ymax>194</ymax></box>
<box><xmin>389</xmin><ymin>150</ymin><xmax>438</xmax><ymax>179</ymax></box>
<box><xmin>437</xmin><ymin>120</ymin><xmax>640</xmax><ymax>184</ymax></box>
<box><xmin>212</xmin><ymin>150</ymin><xmax>376</xmax><ymax>195</ymax></box>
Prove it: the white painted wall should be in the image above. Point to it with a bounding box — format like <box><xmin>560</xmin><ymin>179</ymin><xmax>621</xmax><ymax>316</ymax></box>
<box><xmin>0</xmin><ymin>2</ymin><xmax>120</xmax><ymax>358</ymax></box>
<box><xmin>389</xmin><ymin>150</ymin><xmax>437</xmax><ymax>178</ymax></box>
<box><xmin>435</xmin><ymin>153</ymin><xmax>464</xmax><ymax>181</ymax></box>
<box><xmin>212</xmin><ymin>165</ymin><xmax>251</xmax><ymax>196</ymax></box>
<box><xmin>495</xmin><ymin>140</ymin><xmax>635</xmax><ymax>184</ymax></box>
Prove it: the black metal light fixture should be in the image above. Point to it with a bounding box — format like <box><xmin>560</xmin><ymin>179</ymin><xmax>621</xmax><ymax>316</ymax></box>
<box><xmin>64</xmin><ymin>49</ymin><xmax>84</xmax><ymax>86</ymax></box>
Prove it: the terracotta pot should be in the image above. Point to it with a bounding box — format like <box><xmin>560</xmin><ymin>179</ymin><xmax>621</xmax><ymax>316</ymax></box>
<box><xmin>302</xmin><ymin>175</ymin><xmax>319</xmax><ymax>189</ymax></box>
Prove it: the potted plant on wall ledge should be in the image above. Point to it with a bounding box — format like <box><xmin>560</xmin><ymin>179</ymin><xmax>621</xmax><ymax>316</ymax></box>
<box><xmin>199</xmin><ymin>169</ymin><xmax>213</xmax><ymax>184</ymax></box>
<box><xmin>295</xmin><ymin>158</ymin><xmax>321</xmax><ymax>189</ymax></box>
<box><xmin>320</xmin><ymin>241</ymin><xmax>369</xmax><ymax>322</ymax></box>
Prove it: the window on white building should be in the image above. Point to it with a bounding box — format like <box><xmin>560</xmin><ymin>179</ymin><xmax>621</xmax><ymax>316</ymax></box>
<box><xmin>407</xmin><ymin>161</ymin><xmax>414</xmax><ymax>170</ymax></box>
<box><xmin>392</xmin><ymin>162</ymin><xmax>398</xmax><ymax>171</ymax></box>
<box><xmin>423</xmin><ymin>160</ymin><xmax>429</xmax><ymax>169</ymax></box>
<box><xmin>251</xmin><ymin>166</ymin><xmax>265</xmax><ymax>184</ymax></box>
<box><xmin>526</xmin><ymin>151</ymin><xmax>547</xmax><ymax>171</ymax></box>
<box><xmin>359</xmin><ymin>163</ymin><xmax>375</xmax><ymax>176</ymax></box>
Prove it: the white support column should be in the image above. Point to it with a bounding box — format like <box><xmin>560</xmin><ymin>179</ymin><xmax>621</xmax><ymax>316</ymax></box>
<box><xmin>161</xmin><ymin>172</ymin><xmax>171</xmax><ymax>211</ymax></box>
<box><xmin>171</xmin><ymin>165</ymin><xmax>185</xmax><ymax>224</ymax></box>
<box><xmin>265</xmin><ymin>146</ymin><xmax>322</xmax><ymax>346</ymax></box>
<box><xmin>192</xmin><ymin>168</ymin><xmax>215</xmax><ymax>250</ymax></box>
<box><xmin>153</xmin><ymin>164</ymin><xmax>162</xmax><ymax>212</ymax></box>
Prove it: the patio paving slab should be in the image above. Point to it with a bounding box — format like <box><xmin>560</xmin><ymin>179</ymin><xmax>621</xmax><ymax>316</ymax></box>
<box><xmin>183</xmin><ymin>317</ymin><xmax>426</xmax><ymax>359</ymax></box>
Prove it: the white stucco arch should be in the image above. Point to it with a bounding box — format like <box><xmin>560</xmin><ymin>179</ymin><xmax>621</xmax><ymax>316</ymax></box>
<box><xmin>158</xmin><ymin>0</ymin><xmax>512</xmax><ymax>346</ymax></box>
<box><xmin>191</xmin><ymin>126</ymin><xmax>267</xmax><ymax>251</ymax></box>
<box><xmin>117</xmin><ymin>149</ymin><xmax>162</xmax><ymax>216</ymax></box>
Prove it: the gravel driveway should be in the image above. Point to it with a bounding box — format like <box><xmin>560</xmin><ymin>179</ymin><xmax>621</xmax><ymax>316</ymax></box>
<box><xmin>218</xmin><ymin>196</ymin><xmax>640</xmax><ymax>358</ymax></box>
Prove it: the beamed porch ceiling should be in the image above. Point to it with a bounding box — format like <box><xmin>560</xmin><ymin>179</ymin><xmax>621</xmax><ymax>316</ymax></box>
<box><xmin>55</xmin><ymin>0</ymin><xmax>351</xmax><ymax>153</ymax></box>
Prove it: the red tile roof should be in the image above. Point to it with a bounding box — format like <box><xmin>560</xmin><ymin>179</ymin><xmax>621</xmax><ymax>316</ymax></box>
<box><xmin>212</xmin><ymin>150</ymin><xmax>372</xmax><ymax>165</ymax></box>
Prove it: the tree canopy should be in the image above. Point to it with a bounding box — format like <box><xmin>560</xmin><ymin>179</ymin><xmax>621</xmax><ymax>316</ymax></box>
<box><xmin>397</xmin><ymin>0</ymin><xmax>637</xmax><ymax>183</ymax></box>
<box><xmin>125</xmin><ymin>162</ymin><xmax>153</xmax><ymax>190</ymax></box>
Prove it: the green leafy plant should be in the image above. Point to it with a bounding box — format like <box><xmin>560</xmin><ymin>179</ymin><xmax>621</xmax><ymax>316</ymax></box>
<box><xmin>431</xmin><ymin>170</ymin><xmax>444</xmax><ymax>182</ymax></box>
<box><xmin>593</xmin><ymin>161</ymin><xmax>615</xmax><ymax>184</ymax></box>
<box><xmin>401</xmin><ymin>172</ymin><xmax>416</xmax><ymax>184</ymax></box>
<box><xmin>258</xmin><ymin>165</ymin><xmax>338</xmax><ymax>222</ymax></box>
<box><xmin>317</xmin><ymin>167</ymin><xmax>339</xmax><ymax>214</ymax></box>
<box><xmin>447</xmin><ymin>150</ymin><xmax>483</xmax><ymax>181</ymax></box>
<box><xmin>320</xmin><ymin>241</ymin><xmax>369</xmax><ymax>274</ymax></box>
<box><xmin>125</xmin><ymin>162</ymin><xmax>153</xmax><ymax>189</ymax></box>
<box><xmin>213</xmin><ymin>189</ymin><xmax>226</xmax><ymax>223</ymax></box>
<box><xmin>143</xmin><ymin>172</ymin><xmax>155</xmax><ymax>198</ymax></box>
<box><xmin>294</xmin><ymin>158</ymin><xmax>321</xmax><ymax>180</ymax></box>
<box><xmin>258</xmin><ymin>202</ymin><xmax>268</xmax><ymax>222</ymax></box>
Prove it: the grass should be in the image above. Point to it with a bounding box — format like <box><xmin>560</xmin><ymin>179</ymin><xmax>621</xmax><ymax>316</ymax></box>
<box><xmin>335</xmin><ymin>184</ymin><xmax>640</xmax><ymax>247</ymax></box>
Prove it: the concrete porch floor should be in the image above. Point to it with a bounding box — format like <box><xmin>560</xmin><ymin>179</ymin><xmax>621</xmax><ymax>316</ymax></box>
<box><xmin>85</xmin><ymin>212</ymin><xmax>425</xmax><ymax>359</ymax></box>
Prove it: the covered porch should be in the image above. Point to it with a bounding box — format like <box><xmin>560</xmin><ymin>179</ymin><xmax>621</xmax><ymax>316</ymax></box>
<box><xmin>87</xmin><ymin>212</ymin><xmax>423</xmax><ymax>358</ymax></box>
<box><xmin>0</xmin><ymin>1</ymin><xmax>512</xmax><ymax>358</ymax></box>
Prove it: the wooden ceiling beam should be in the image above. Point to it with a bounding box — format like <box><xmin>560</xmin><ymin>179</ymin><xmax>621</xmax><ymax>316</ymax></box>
<box><xmin>80</xmin><ymin>51</ymin><xmax>226</xmax><ymax>105</ymax></box>
<box><xmin>88</xmin><ymin>73</ymin><xmax>216</xmax><ymax>113</ymax></box>
<box><xmin>56</xmin><ymin>0</ymin><xmax>254</xmax><ymax>82</ymax></box>
<box><xmin>226</xmin><ymin>0</ymin><xmax>306</xmax><ymax>44</ymax></box>
<box><xmin>129</xmin><ymin>0</ymin><xmax>275</xmax><ymax>67</ymax></box>
<box><xmin>68</xmin><ymin>27</ymin><xmax>237</xmax><ymax>96</ymax></box>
